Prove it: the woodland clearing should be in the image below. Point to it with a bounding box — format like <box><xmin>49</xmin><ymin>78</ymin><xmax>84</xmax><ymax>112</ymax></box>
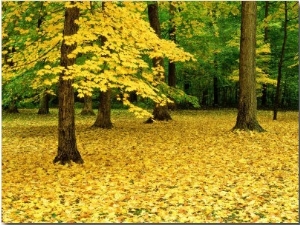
<box><xmin>1</xmin><ymin>109</ymin><xmax>299</xmax><ymax>223</ymax></box>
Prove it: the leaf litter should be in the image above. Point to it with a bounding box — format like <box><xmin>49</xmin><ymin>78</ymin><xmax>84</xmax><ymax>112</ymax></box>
<box><xmin>2</xmin><ymin>109</ymin><xmax>298</xmax><ymax>223</ymax></box>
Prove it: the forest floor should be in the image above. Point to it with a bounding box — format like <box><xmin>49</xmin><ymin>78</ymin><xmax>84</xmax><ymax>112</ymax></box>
<box><xmin>2</xmin><ymin>109</ymin><xmax>299</xmax><ymax>223</ymax></box>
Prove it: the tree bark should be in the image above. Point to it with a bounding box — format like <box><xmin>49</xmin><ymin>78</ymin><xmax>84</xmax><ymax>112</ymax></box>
<box><xmin>273</xmin><ymin>2</ymin><xmax>288</xmax><ymax>120</ymax></box>
<box><xmin>148</xmin><ymin>2</ymin><xmax>172</xmax><ymax>121</ymax></box>
<box><xmin>264</xmin><ymin>1</ymin><xmax>269</xmax><ymax>42</ymax></box>
<box><xmin>261</xmin><ymin>83</ymin><xmax>267</xmax><ymax>108</ymax></box>
<box><xmin>53</xmin><ymin>2</ymin><xmax>83</xmax><ymax>165</ymax></box>
<box><xmin>38</xmin><ymin>91</ymin><xmax>50</xmax><ymax>114</ymax></box>
<box><xmin>233</xmin><ymin>1</ymin><xmax>264</xmax><ymax>132</ymax></box>
<box><xmin>168</xmin><ymin>2</ymin><xmax>176</xmax><ymax>88</ymax></box>
<box><xmin>92</xmin><ymin>2</ymin><xmax>113</xmax><ymax>128</ymax></box>
<box><xmin>93</xmin><ymin>89</ymin><xmax>113</xmax><ymax>128</ymax></box>
<box><xmin>80</xmin><ymin>94</ymin><xmax>95</xmax><ymax>115</ymax></box>
<box><xmin>7</xmin><ymin>100</ymin><xmax>19</xmax><ymax>113</ymax></box>
<box><xmin>213</xmin><ymin>76</ymin><xmax>219</xmax><ymax>107</ymax></box>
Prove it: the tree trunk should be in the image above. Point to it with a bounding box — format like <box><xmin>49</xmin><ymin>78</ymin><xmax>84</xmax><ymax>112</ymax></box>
<box><xmin>264</xmin><ymin>1</ymin><xmax>269</xmax><ymax>42</ymax></box>
<box><xmin>92</xmin><ymin>2</ymin><xmax>113</xmax><ymax>128</ymax></box>
<box><xmin>273</xmin><ymin>2</ymin><xmax>288</xmax><ymax>120</ymax></box>
<box><xmin>53</xmin><ymin>3</ymin><xmax>83</xmax><ymax>165</ymax></box>
<box><xmin>168</xmin><ymin>2</ymin><xmax>176</xmax><ymax>88</ymax></box>
<box><xmin>233</xmin><ymin>1</ymin><xmax>264</xmax><ymax>132</ymax></box>
<box><xmin>213</xmin><ymin>76</ymin><xmax>219</xmax><ymax>107</ymax></box>
<box><xmin>93</xmin><ymin>89</ymin><xmax>113</xmax><ymax>129</ymax></box>
<box><xmin>261</xmin><ymin>83</ymin><xmax>267</xmax><ymax>108</ymax></box>
<box><xmin>7</xmin><ymin>100</ymin><xmax>19</xmax><ymax>113</ymax></box>
<box><xmin>153</xmin><ymin>104</ymin><xmax>172</xmax><ymax>121</ymax></box>
<box><xmin>148</xmin><ymin>2</ymin><xmax>172</xmax><ymax>121</ymax></box>
<box><xmin>38</xmin><ymin>91</ymin><xmax>50</xmax><ymax>114</ymax></box>
<box><xmin>80</xmin><ymin>94</ymin><xmax>95</xmax><ymax>115</ymax></box>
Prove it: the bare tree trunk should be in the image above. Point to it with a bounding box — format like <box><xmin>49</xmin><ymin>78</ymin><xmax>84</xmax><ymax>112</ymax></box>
<box><xmin>168</xmin><ymin>2</ymin><xmax>176</xmax><ymax>88</ymax></box>
<box><xmin>273</xmin><ymin>2</ymin><xmax>288</xmax><ymax>120</ymax></box>
<box><xmin>81</xmin><ymin>94</ymin><xmax>95</xmax><ymax>115</ymax></box>
<box><xmin>93</xmin><ymin>89</ymin><xmax>113</xmax><ymax>128</ymax></box>
<box><xmin>53</xmin><ymin>2</ymin><xmax>83</xmax><ymax>165</ymax></box>
<box><xmin>38</xmin><ymin>91</ymin><xmax>50</xmax><ymax>114</ymax></box>
<box><xmin>148</xmin><ymin>2</ymin><xmax>172</xmax><ymax>121</ymax></box>
<box><xmin>233</xmin><ymin>1</ymin><xmax>264</xmax><ymax>132</ymax></box>
<box><xmin>264</xmin><ymin>1</ymin><xmax>270</xmax><ymax>42</ymax></box>
<box><xmin>7</xmin><ymin>100</ymin><xmax>19</xmax><ymax>113</ymax></box>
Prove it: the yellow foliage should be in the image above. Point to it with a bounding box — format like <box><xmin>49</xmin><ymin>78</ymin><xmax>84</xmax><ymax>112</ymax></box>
<box><xmin>2</xmin><ymin>109</ymin><xmax>298</xmax><ymax>223</ymax></box>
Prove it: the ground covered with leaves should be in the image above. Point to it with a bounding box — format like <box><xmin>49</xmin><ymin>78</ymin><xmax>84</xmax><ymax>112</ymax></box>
<box><xmin>2</xmin><ymin>109</ymin><xmax>299</xmax><ymax>223</ymax></box>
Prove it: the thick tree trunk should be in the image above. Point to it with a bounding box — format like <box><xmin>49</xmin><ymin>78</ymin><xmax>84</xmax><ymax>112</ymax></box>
<box><xmin>93</xmin><ymin>89</ymin><xmax>113</xmax><ymax>129</ymax></box>
<box><xmin>273</xmin><ymin>2</ymin><xmax>288</xmax><ymax>120</ymax></box>
<box><xmin>53</xmin><ymin>3</ymin><xmax>83</xmax><ymax>165</ymax></box>
<box><xmin>148</xmin><ymin>2</ymin><xmax>172</xmax><ymax>121</ymax></box>
<box><xmin>38</xmin><ymin>91</ymin><xmax>50</xmax><ymax>114</ymax></box>
<box><xmin>80</xmin><ymin>95</ymin><xmax>95</xmax><ymax>115</ymax></box>
<box><xmin>233</xmin><ymin>1</ymin><xmax>264</xmax><ymax>132</ymax></box>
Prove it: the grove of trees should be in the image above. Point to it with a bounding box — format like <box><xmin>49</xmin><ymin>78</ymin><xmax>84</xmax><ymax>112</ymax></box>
<box><xmin>2</xmin><ymin>1</ymin><xmax>299</xmax><ymax>164</ymax></box>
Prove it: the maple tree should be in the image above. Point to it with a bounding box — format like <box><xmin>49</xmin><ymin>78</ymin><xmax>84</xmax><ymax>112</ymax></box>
<box><xmin>53</xmin><ymin>2</ymin><xmax>83</xmax><ymax>165</ymax></box>
<box><xmin>233</xmin><ymin>1</ymin><xmax>264</xmax><ymax>132</ymax></box>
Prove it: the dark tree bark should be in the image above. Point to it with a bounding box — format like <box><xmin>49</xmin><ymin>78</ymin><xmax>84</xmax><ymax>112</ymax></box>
<box><xmin>264</xmin><ymin>1</ymin><xmax>270</xmax><ymax>42</ymax></box>
<box><xmin>233</xmin><ymin>1</ymin><xmax>264</xmax><ymax>132</ymax></box>
<box><xmin>92</xmin><ymin>2</ymin><xmax>113</xmax><ymax>128</ymax></box>
<box><xmin>80</xmin><ymin>94</ymin><xmax>95</xmax><ymax>115</ymax></box>
<box><xmin>273</xmin><ymin>2</ymin><xmax>288</xmax><ymax>120</ymax></box>
<box><xmin>168</xmin><ymin>2</ymin><xmax>176</xmax><ymax>88</ymax></box>
<box><xmin>93</xmin><ymin>89</ymin><xmax>113</xmax><ymax>128</ymax></box>
<box><xmin>53</xmin><ymin>3</ymin><xmax>83</xmax><ymax>165</ymax></box>
<box><xmin>261</xmin><ymin>83</ymin><xmax>267</xmax><ymax>108</ymax></box>
<box><xmin>202</xmin><ymin>89</ymin><xmax>208</xmax><ymax>107</ymax></box>
<box><xmin>148</xmin><ymin>2</ymin><xmax>172</xmax><ymax>121</ymax></box>
<box><xmin>213</xmin><ymin>76</ymin><xmax>219</xmax><ymax>107</ymax></box>
<box><xmin>6</xmin><ymin>100</ymin><xmax>19</xmax><ymax>113</ymax></box>
<box><xmin>38</xmin><ymin>91</ymin><xmax>50</xmax><ymax>114</ymax></box>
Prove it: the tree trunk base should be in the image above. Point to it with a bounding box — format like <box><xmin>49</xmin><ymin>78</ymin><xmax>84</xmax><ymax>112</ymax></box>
<box><xmin>80</xmin><ymin>109</ymin><xmax>95</xmax><ymax>116</ymax></box>
<box><xmin>53</xmin><ymin>147</ymin><xmax>84</xmax><ymax>165</ymax></box>
<box><xmin>153</xmin><ymin>105</ymin><xmax>172</xmax><ymax>121</ymax></box>
<box><xmin>7</xmin><ymin>104</ymin><xmax>19</xmax><ymax>113</ymax></box>
<box><xmin>38</xmin><ymin>108</ymin><xmax>49</xmax><ymax>114</ymax></box>
<box><xmin>93</xmin><ymin>121</ymin><xmax>113</xmax><ymax>129</ymax></box>
<box><xmin>232</xmin><ymin>120</ymin><xmax>265</xmax><ymax>132</ymax></box>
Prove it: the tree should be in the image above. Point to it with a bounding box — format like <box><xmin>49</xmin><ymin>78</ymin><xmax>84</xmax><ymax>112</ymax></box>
<box><xmin>37</xmin><ymin>90</ymin><xmax>50</xmax><ymax>114</ymax></box>
<box><xmin>148</xmin><ymin>1</ymin><xmax>172</xmax><ymax>121</ymax></box>
<box><xmin>168</xmin><ymin>2</ymin><xmax>176</xmax><ymax>88</ymax></box>
<box><xmin>53</xmin><ymin>2</ymin><xmax>84</xmax><ymax>165</ymax></box>
<box><xmin>92</xmin><ymin>2</ymin><xmax>113</xmax><ymax>128</ymax></box>
<box><xmin>233</xmin><ymin>1</ymin><xmax>265</xmax><ymax>132</ymax></box>
<box><xmin>273</xmin><ymin>2</ymin><xmax>288</xmax><ymax>120</ymax></box>
<box><xmin>80</xmin><ymin>95</ymin><xmax>95</xmax><ymax>115</ymax></box>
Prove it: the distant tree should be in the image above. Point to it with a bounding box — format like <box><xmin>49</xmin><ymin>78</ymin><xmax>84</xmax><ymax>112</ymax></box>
<box><xmin>37</xmin><ymin>91</ymin><xmax>50</xmax><ymax>114</ymax></box>
<box><xmin>80</xmin><ymin>94</ymin><xmax>95</xmax><ymax>115</ymax></box>
<box><xmin>233</xmin><ymin>1</ymin><xmax>264</xmax><ymax>132</ymax></box>
<box><xmin>53</xmin><ymin>2</ymin><xmax>84</xmax><ymax>165</ymax></box>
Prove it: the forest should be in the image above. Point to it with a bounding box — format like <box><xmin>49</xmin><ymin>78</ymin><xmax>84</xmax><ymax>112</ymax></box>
<box><xmin>1</xmin><ymin>1</ymin><xmax>299</xmax><ymax>223</ymax></box>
